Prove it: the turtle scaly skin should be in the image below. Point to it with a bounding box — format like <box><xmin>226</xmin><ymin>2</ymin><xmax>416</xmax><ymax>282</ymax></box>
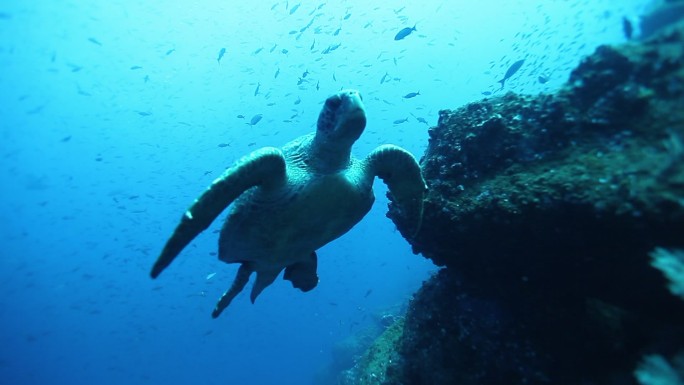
<box><xmin>150</xmin><ymin>90</ymin><xmax>427</xmax><ymax>318</ymax></box>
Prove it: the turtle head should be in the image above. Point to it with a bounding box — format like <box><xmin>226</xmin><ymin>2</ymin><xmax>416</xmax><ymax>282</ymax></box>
<box><xmin>316</xmin><ymin>89</ymin><xmax>367</xmax><ymax>146</ymax></box>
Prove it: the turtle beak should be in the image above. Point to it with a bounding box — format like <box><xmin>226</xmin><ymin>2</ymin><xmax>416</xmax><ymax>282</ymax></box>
<box><xmin>335</xmin><ymin>90</ymin><xmax>366</xmax><ymax>141</ymax></box>
<box><xmin>316</xmin><ymin>89</ymin><xmax>367</xmax><ymax>145</ymax></box>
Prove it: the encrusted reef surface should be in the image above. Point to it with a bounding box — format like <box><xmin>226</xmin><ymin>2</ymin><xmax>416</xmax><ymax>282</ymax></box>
<box><xmin>376</xmin><ymin>18</ymin><xmax>684</xmax><ymax>385</ymax></box>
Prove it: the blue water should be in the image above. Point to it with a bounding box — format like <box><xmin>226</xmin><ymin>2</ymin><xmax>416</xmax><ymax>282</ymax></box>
<box><xmin>0</xmin><ymin>1</ymin><xmax>652</xmax><ymax>384</ymax></box>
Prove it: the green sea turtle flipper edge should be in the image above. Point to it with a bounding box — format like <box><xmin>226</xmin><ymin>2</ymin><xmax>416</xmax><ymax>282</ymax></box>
<box><xmin>365</xmin><ymin>144</ymin><xmax>427</xmax><ymax>239</ymax></box>
<box><xmin>150</xmin><ymin>148</ymin><xmax>286</xmax><ymax>279</ymax></box>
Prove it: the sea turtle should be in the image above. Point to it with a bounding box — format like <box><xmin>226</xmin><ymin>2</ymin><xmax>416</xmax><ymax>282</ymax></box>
<box><xmin>150</xmin><ymin>89</ymin><xmax>427</xmax><ymax>318</ymax></box>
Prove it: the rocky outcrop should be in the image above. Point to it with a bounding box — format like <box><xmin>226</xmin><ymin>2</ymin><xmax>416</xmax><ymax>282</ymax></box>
<box><xmin>378</xmin><ymin>17</ymin><xmax>684</xmax><ymax>385</ymax></box>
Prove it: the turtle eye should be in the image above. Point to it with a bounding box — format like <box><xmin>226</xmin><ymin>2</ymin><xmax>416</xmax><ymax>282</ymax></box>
<box><xmin>325</xmin><ymin>96</ymin><xmax>342</xmax><ymax>110</ymax></box>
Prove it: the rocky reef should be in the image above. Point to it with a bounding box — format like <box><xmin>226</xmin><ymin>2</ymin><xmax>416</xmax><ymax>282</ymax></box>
<box><xmin>363</xmin><ymin>16</ymin><xmax>684</xmax><ymax>385</ymax></box>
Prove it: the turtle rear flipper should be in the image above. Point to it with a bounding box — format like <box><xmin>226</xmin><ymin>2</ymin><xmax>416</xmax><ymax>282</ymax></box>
<box><xmin>284</xmin><ymin>252</ymin><xmax>319</xmax><ymax>292</ymax></box>
<box><xmin>212</xmin><ymin>263</ymin><xmax>252</xmax><ymax>318</ymax></box>
<box><xmin>250</xmin><ymin>268</ymin><xmax>281</xmax><ymax>303</ymax></box>
<box><xmin>150</xmin><ymin>147</ymin><xmax>286</xmax><ymax>278</ymax></box>
<box><xmin>365</xmin><ymin>144</ymin><xmax>427</xmax><ymax>239</ymax></box>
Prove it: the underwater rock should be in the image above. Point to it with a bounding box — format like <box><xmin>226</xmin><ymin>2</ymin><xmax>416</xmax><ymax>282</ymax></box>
<box><xmin>337</xmin><ymin>318</ymin><xmax>405</xmax><ymax>385</ymax></box>
<box><xmin>314</xmin><ymin>305</ymin><xmax>407</xmax><ymax>385</ymax></box>
<box><xmin>380</xmin><ymin>14</ymin><xmax>684</xmax><ymax>385</ymax></box>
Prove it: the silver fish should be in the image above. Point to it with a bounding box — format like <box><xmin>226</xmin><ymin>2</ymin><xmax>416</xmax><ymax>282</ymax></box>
<box><xmin>217</xmin><ymin>48</ymin><xmax>226</xmax><ymax>64</ymax></box>
<box><xmin>249</xmin><ymin>114</ymin><xmax>263</xmax><ymax>126</ymax></box>
<box><xmin>394</xmin><ymin>25</ymin><xmax>416</xmax><ymax>41</ymax></box>
<box><xmin>498</xmin><ymin>59</ymin><xmax>524</xmax><ymax>88</ymax></box>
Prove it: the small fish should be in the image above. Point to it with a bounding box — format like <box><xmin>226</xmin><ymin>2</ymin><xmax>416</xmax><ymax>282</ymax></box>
<box><xmin>393</xmin><ymin>117</ymin><xmax>409</xmax><ymax>124</ymax></box>
<box><xmin>206</xmin><ymin>272</ymin><xmax>217</xmax><ymax>280</ymax></box>
<box><xmin>144</xmin><ymin>75</ymin><xmax>150</xmax><ymax>83</ymax></box>
<box><xmin>498</xmin><ymin>59</ymin><xmax>524</xmax><ymax>89</ymax></box>
<box><xmin>302</xmin><ymin>70</ymin><xmax>309</xmax><ymax>78</ymax></box>
<box><xmin>322</xmin><ymin>43</ymin><xmax>341</xmax><ymax>54</ymax></box>
<box><xmin>253</xmin><ymin>47</ymin><xmax>264</xmax><ymax>55</ymax></box>
<box><xmin>290</xmin><ymin>3</ymin><xmax>300</xmax><ymax>14</ymax></box>
<box><xmin>394</xmin><ymin>24</ymin><xmax>416</xmax><ymax>41</ymax></box>
<box><xmin>270</xmin><ymin>44</ymin><xmax>277</xmax><ymax>53</ymax></box>
<box><xmin>333</xmin><ymin>27</ymin><xmax>341</xmax><ymax>36</ymax></box>
<box><xmin>538</xmin><ymin>75</ymin><xmax>549</xmax><ymax>84</ymax></box>
<box><xmin>237</xmin><ymin>114</ymin><xmax>245</xmax><ymax>118</ymax></box>
<box><xmin>364</xmin><ymin>289</ymin><xmax>373</xmax><ymax>298</ymax></box>
<box><xmin>137</xmin><ymin>111</ymin><xmax>151</xmax><ymax>116</ymax></box>
<box><xmin>249</xmin><ymin>114</ymin><xmax>263</xmax><ymax>126</ymax></box>
<box><xmin>281</xmin><ymin>48</ymin><xmax>289</xmax><ymax>54</ymax></box>
<box><xmin>414</xmin><ymin>116</ymin><xmax>428</xmax><ymax>125</ymax></box>
<box><xmin>88</xmin><ymin>37</ymin><xmax>102</xmax><ymax>46</ymax></box>
<box><xmin>217</xmin><ymin>48</ymin><xmax>226</xmax><ymax>64</ymax></box>
<box><xmin>76</xmin><ymin>85</ymin><xmax>90</xmax><ymax>96</ymax></box>
<box><xmin>61</xmin><ymin>135</ymin><xmax>72</xmax><ymax>142</ymax></box>
<box><xmin>310</xmin><ymin>40</ymin><xmax>315</xmax><ymax>50</ymax></box>
<box><xmin>316</xmin><ymin>81</ymin><xmax>320</xmax><ymax>90</ymax></box>
<box><xmin>333</xmin><ymin>73</ymin><xmax>337</xmax><ymax>81</ymax></box>
<box><xmin>380</xmin><ymin>72</ymin><xmax>389</xmax><ymax>84</ymax></box>
<box><xmin>217</xmin><ymin>143</ymin><xmax>230</xmax><ymax>148</ymax></box>
<box><xmin>254</xmin><ymin>82</ymin><xmax>260</xmax><ymax>96</ymax></box>
<box><xmin>294</xmin><ymin>96</ymin><xmax>301</xmax><ymax>105</ymax></box>
<box><xmin>165</xmin><ymin>48</ymin><xmax>175</xmax><ymax>56</ymax></box>
<box><xmin>482</xmin><ymin>91</ymin><xmax>492</xmax><ymax>96</ymax></box>
<box><xmin>130</xmin><ymin>65</ymin><xmax>142</xmax><ymax>70</ymax></box>
<box><xmin>343</xmin><ymin>13</ymin><xmax>351</xmax><ymax>20</ymax></box>
<box><xmin>274</xmin><ymin>68</ymin><xmax>280</xmax><ymax>78</ymax></box>
<box><xmin>300</xmin><ymin>17</ymin><xmax>315</xmax><ymax>32</ymax></box>
<box><xmin>622</xmin><ymin>17</ymin><xmax>633</xmax><ymax>40</ymax></box>
<box><xmin>403</xmin><ymin>91</ymin><xmax>420</xmax><ymax>99</ymax></box>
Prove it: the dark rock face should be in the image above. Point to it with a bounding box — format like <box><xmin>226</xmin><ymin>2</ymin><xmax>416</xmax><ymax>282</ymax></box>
<box><xmin>382</xmin><ymin>20</ymin><xmax>684</xmax><ymax>385</ymax></box>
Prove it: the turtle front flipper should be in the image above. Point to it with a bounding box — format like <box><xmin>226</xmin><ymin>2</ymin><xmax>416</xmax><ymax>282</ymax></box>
<box><xmin>365</xmin><ymin>144</ymin><xmax>427</xmax><ymax>239</ymax></box>
<box><xmin>150</xmin><ymin>147</ymin><xmax>287</xmax><ymax>279</ymax></box>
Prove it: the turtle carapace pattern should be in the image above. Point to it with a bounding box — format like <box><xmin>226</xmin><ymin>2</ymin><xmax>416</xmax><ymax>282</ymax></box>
<box><xmin>150</xmin><ymin>89</ymin><xmax>427</xmax><ymax>318</ymax></box>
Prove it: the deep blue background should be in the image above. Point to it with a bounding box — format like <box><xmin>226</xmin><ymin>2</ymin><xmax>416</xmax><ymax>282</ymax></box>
<box><xmin>0</xmin><ymin>1</ymin><xmax>650</xmax><ymax>384</ymax></box>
